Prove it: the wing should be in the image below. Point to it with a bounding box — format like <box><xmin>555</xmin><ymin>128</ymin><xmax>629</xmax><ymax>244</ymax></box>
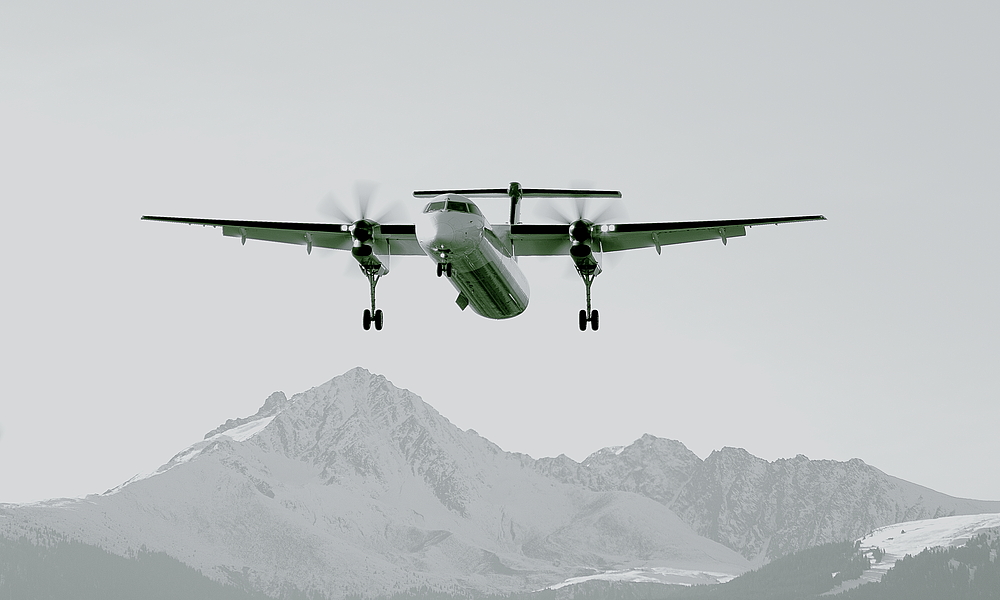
<box><xmin>141</xmin><ymin>216</ymin><xmax>424</xmax><ymax>255</ymax></box>
<box><xmin>505</xmin><ymin>215</ymin><xmax>826</xmax><ymax>256</ymax></box>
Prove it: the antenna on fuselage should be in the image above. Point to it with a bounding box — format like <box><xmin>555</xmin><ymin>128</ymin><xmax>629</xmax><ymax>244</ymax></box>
<box><xmin>412</xmin><ymin>182</ymin><xmax>622</xmax><ymax>225</ymax></box>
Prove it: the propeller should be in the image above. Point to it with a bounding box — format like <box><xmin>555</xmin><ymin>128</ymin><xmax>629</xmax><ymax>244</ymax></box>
<box><xmin>535</xmin><ymin>195</ymin><xmax>628</xmax><ymax>229</ymax></box>
<box><xmin>536</xmin><ymin>190</ymin><xmax>628</xmax><ymax>273</ymax></box>
<box><xmin>316</xmin><ymin>182</ymin><xmax>408</xmax><ymax>277</ymax></box>
<box><xmin>318</xmin><ymin>181</ymin><xmax>409</xmax><ymax>225</ymax></box>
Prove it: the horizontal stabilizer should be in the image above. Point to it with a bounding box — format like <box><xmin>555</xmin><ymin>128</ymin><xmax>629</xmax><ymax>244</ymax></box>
<box><xmin>414</xmin><ymin>186</ymin><xmax>621</xmax><ymax>199</ymax></box>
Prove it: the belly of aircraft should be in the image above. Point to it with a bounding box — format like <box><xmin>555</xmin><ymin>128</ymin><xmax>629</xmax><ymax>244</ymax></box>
<box><xmin>450</xmin><ymin>257</ymin><xmax>528</xmax><ymax>319</ymax></box>
<box><xmin>415</xmin><ymin>212</ymin><xmax>529</xmax><ymax>319</ymax></box>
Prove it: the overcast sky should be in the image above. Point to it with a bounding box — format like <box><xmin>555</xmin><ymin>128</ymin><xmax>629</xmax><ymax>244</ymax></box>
<box><xmin>2</xmin><ymin>2</ymin><xmax>998</xmax><ymax>505</ymax></box>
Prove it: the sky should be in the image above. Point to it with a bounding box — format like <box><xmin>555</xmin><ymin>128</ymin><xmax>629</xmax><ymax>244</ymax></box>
<box><xmin>2</xmin><ymin>2</ymin><xmax>998</xmax><ymax>505</ymax></box>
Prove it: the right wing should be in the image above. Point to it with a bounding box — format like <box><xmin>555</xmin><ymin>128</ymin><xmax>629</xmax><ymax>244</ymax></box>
<box><xmin>500</xmin><ymin>215</ymin><xmax>826</xmax><ymax>256</ymax></box>
<box><xmin>141</xmin><ymin>216</ymin><xmax>424</xmax><ymax>255</ymax></box>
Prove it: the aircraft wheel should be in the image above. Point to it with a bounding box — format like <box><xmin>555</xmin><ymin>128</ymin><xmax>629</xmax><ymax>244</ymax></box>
<box><xmin>363</xmin><ymin>309</ymin><xmax>372</xmax><ymax>330</ymax></box>
<box><xmin>374</xmin><ymin>309</ymin><xmax>383</xmax><ymax>331</ymax></box>
<box><xmin>446</xmin><ymin>263</ymin><xmax>453</xmax><ymax>277</ymax></box>
<box><xmin>590</xmin><ymin>309</ymin><xmax>599</xmax><ymax>331</ymax></box>
<box><xmin>436</xmin><ymin>263</ymin><xmax>444</xmax><ymax>277</ymax></box>
<box><xmin>579</xmin><ymin>309</ymin><xmax>587</xmax><ymax>331</ymax></box>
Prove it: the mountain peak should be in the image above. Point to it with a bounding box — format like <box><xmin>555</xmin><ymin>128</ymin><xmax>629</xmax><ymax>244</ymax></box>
<box><xmin>536</xmin><ymin>434</ymin><xmax>702</xmax><ymax>507</ymax></box>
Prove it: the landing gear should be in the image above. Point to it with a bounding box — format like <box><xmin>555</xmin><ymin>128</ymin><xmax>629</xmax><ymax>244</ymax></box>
<box><xmin>578</xmin><ymin>308</ymin><xmax>599</xmax><ymax>331</ymax></box>
<box><xmin>362</xmin><ymin>309</ymin><xmax>384</xmax><ymax>331</ymax></box>
<box><xmin>436</xmin><ymin>262</ymin><xmax>453</xmax><ymax>277</ymax></box>
<box><xmin>576</xmin><ymin>260</ymin><xmax>601</xmax><ymax>331</ymax></box>
<box><xmin>360</xmin><ymin>264</ymin><xmax>384</xmax><ymax>331</ymax></box>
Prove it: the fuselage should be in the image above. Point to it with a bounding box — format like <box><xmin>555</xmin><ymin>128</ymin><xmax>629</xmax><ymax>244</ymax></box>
<box><xmin>414</xmin><ymin>194</ymin><xmax>529</xmax><ymax>319</ymax></box>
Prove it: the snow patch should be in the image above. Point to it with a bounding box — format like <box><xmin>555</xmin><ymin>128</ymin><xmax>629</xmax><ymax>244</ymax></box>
<box><xmin>824</xmin><ymin>513</ymin><xmax>1000</xmax><ymax>595</ymax></box>
<box><xmin>546</xmin><ymin>566</ymin><xmax>738</xmax><ymax>589</ymax></box>
<box><xmin>217</xmin><ymin>415</ymin><xmax>276</xmax><ymax>442</ymax></box>
<box><xmin>103</xmin><ymin>414</ymin><xmax>277</xmax><ymax>495</ymax></box>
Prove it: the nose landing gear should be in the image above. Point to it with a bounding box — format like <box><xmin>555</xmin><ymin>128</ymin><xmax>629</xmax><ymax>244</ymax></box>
<box><xmin>436</xmin><ymin>262</ymin><xmax>453</xmax><ymax>277</ymax></box>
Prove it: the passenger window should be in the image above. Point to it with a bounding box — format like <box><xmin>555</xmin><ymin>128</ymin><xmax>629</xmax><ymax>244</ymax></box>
<box><xmin>423</xmin><ymin>201</ymin><xmax>446</xmax><ymax>213</ymax></box>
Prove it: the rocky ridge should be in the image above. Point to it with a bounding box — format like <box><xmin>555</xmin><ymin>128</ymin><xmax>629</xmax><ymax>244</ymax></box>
<box><xmin>536</xmin><ymin>438</ymin><xmax>1000</xmax><ymax>562</ymax></box>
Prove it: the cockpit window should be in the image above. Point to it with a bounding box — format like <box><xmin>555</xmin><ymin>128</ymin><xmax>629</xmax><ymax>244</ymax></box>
<box><xmin>425</xmin><ymin>199</ymin><xmax>482</xmax><ymax>216</ymax></box>
<box><xmin>444</xmin><ymin>201</ymin><xmax>482</xmax><ymax>216</ymax></box>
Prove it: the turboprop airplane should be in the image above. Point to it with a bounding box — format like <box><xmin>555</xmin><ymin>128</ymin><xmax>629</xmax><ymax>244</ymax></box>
<box><xmin>143</xmin><ymin>182</ymin><xmax>824</xmax><ymax>331</ymax></box>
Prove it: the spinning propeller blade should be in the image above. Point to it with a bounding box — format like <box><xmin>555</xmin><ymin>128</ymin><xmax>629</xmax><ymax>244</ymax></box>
<box><xmin>319</xmin><ymin>182</ymin><xmax>409</xmax><ymax>225</ymax></box>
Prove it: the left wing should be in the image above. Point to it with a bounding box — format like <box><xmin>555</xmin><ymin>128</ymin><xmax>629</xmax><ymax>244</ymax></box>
<box><xmin>503</xmin><ymin>215</ymin><xmax>826</xmax><ymax>256</ymax></box>
<box><xmin>141</xmin><ymin>216</ymin><xmax>424</xmax><ymax>255</ymax></box>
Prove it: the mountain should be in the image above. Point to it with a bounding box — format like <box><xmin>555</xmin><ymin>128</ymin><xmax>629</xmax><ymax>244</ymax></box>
<box><xmin>2</xmin><ymin>367</ymin><xmax>997</xmax><ymax>598</ymax></box>
<box><xmin>0</xmin><ymin>368</ymin><xmax>747</xmax><ymax>598</ymax></box>
<box><xmin>536</xmin><ymin>438</ymin><xmax>1000</xmax><ymax>562</ymax></box>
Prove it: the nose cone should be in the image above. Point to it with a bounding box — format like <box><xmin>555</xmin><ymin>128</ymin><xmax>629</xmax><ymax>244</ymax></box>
<box><xmin>432</xmin><ymin>222</ymin><xmax>456</xmax><ymax>246</ymax></box>
<box><xmin>416</xmin><ymin>212</ymin><xmax>477</xmax><ymax>255</ymax></box>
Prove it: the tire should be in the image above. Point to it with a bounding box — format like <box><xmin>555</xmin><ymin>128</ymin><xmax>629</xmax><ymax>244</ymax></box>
<box><xmin>579</xmin><ymin>309</ymin><xmax>588</xmax><ymax>331</ymax></box>
<box><xmin>590</xmin><ymin>309</ymin><xmax>599</xmax><ymax>331</ymax></box>
<box><xmin>363</xmin><ymin>309</ymin><xmax>372</xmax><ymax>330</ymax></box>
<box><xmin>446</xmin><ymin>263</ymin><xmax>453</xmax><ymax>277</ymax></box>
<box><xmin>436</xmin><ymin>263</ymin><xmax>443</xmax><ymax>277</ymax></box>
<box><xmin>374</xmin><ymin>309</ymin><xmax>383</xmax><ymax>331</ymax></box>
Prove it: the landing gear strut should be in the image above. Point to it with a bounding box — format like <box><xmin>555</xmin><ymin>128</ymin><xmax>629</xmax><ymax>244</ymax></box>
<box><xmin>577</xmin><ymin>264</ymin><xmax>600</xmax><ymax>331</ymax></box>
<box><xmin>360</xmin><ymin>264</ymin><xmax>384</xmax><ymax>331</ymax></box>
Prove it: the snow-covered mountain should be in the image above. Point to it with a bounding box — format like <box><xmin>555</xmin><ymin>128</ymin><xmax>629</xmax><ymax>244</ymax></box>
<box><xmin>0</xmin><ymin>368</ymin><xmax>747</xmax><ymax>598</ymax></box>
<box><xmin>2</xmin><ymin>367</ymin><xmax>997</xmax><ymax>597</ymax></box>
<box><xmin>536</xmin><ymin>436</ymin><xmax>1000</xmax><ymax>562</ymax></box>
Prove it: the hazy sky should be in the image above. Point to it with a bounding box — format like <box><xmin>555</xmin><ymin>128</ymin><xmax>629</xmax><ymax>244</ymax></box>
<box><xmin>2</xmin><ymin>2</ymin><xmax>998</xmax><ymax>505</ymax></box>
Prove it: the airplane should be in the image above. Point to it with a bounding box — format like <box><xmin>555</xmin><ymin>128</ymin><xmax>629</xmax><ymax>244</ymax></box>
<box><xmin>142</xmin><ymin>182</ymin><xmax>824</xmax><ymax>331</ymax></box>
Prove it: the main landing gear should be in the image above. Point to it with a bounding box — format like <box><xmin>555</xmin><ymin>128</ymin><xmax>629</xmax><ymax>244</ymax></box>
<box><xmin>436</xmin><ymin>262</ymin><xmax>453</xmax><ymax>277</ymax></box>
<box><xmin>577</xmin><ymin>264</ymin><xmax>600</xmax><ymax>331</ymax></box>
<box><xmin>360</xmin><ymin>263</ymin><xmax>384</xmax><ymax>331</ymax></box>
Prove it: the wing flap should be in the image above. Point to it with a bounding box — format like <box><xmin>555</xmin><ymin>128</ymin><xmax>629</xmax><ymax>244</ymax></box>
<box><xmin>601</xmin><ymin>225</ymin><xmax>747</xmax><ymax>252</ymax></box>
<box><xmin>219</xmin><ymin>225</ymin><xmax>353</xmax><ymax>250</ymax></box>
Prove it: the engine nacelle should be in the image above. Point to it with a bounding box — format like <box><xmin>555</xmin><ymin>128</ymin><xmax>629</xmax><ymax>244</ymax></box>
<box><xmin>570</xmin><ymin>242</ymin><xmax>601</xmax><ymax>277</ymax></box>
<box><xmin>351</xmin><ymin>244</ymin><xmax>387</xmax><ymax>274</ymax></box>
<box><xmin>350</xmin><ymin>219</ymin><xmax>389</xmax><ymax>275</ymax></box>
